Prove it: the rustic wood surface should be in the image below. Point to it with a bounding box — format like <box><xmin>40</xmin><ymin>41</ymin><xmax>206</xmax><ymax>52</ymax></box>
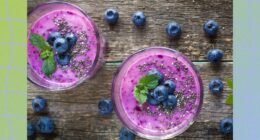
<box><xmin>27</xmin><ymin>0</ymin><xmax>233</xmax><ymax>140</ymax></box>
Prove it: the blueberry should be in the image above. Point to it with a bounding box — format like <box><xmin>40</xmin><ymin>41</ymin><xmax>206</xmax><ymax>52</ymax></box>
<box><xmin>147</xmin><ymin>69</ymin><xmax>164</xmax><ymax>83</ymax></box>
<box><xmin>209</xmin><ymin>79</ymin><xmax>224</xmax><ymax>95</ymax></box>
<box><xmin>119</xmin><ymin>127</ymin><xmax>136</xmax><ymax>140</ymax></box>
<box><xmin>53</xmin><ymin>38</ymin><xmax>69</xmax><ymax>54</ymax></box>
<box><xmin>47</xmin><ymin>32</ymin><xmax>61</xmax><ymax>46</ymax></box>
<box><xmin>163</xmin><ymin>80</ymin><xmax>176</xmax><ymax>94</ymax></box>
<box><xmin>147</xmin><ymin>91</ymin><xmax>160</xmax><ymax>105</ymax></box>
<box><xmin>203</xmin><ymin>20</ymin><xmax>219</xmax><ymax>37</ymax></box>
<box><xmin>27</xmin><ymin>122</ymin><xmax>35</xmax><ymax>137</ymax></box>
<box><xmin>36</xmin><ymin>116</ymin><xmax>55</xmax><ymax>134</ymax></box>
<box><xmin>207</xmin><ymin>49</ymin><xmax>224</xmax><ymax>62</ymax></box>
<box><xmin>220</xmin><ymin>117</ymin><xmax>233</xmax><ymax>134</ymax></box>
<box><xmin>165</xmin><ymin>21</ymin><xmax>182</xmax><ymax>38</ymax></box>
<box><xmin>163</xmin><ymin>95</ymin><xmax>177</xmax><ymax>109</ymax></box>
<box><xmin>104</xmin><ymin>8</ymin><xmax>119</xmax><ymax>25</ymax></box>
<box><xmin>153</xmin><ymin>85</ymin><xmax>168</xmax><ymax>102</ymax></box>
<box><xmin>32</xmin><ymin>96</ymin><xmax>46</xmax><ymax>112</ymax></box>
<box><xmin>98</xmin><ymin>98</ymin><xmax>113</xmax><ymax>115</ymax></box>
<box><xmin>55</xmin><ymin>53</ymin><xmax>71</xmax><ymax>66</ymax></box>
<box><xmin>132</xmin><ymin>11</ymin><xmax>146</xmax><ymax>27</ymax></box>
<box><xmin>65</xmin><ymin>33</ymin><xmax>77</xmax><ymax>48</ymax></box>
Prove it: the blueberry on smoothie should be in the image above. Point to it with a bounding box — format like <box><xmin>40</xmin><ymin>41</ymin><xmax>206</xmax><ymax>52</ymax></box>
<box><xmin>132</xmin><ymin>11</ymin><xmax>146</xmax><ymax>27</ymax></box>
<box><xmin>36</xmin><ymin>116</ymin><xmax>55</xmax><ymax>134</ymax></box>
<box><xmin>104</xmin><ymin>8</ymin><xmax>119</xmax><ymax>25</ymax></box>
<box><xmin>147</xmin><ymin>69</ymin><xmax>164</xmax><ymax>83</ymax></box>
<box><xmin>27</xmin><ymin>122</ymin><xmax>35</xmax><ymax>137</ymax></box>
<box><xmin>32</xmin><ymin>96</ymin><xmax>46</xmax><ymax>113</ymax></box>
<box><xmin>47</xmin><ymin>31</ymin><xmax>61</xmax><ymax>46</ymax></box>
<box><xmin>163</xmin><ymin>80</ymin><xmax>176</xmax><ymax>94</ymax></box>
<box><xmin>203</xmin><ymin>19</ymin><xmax>219</xmax><ymax>37</ymax></box>
<box><xmin>119</xmin><ymin>127</ymin><xmax>136</xmax><ymax>140</ymax></box>
<box><xmin>165</xmin><ymin>21</ymin><xmax>182</xmax><ymax>38</ymax></box>
<box><xmin>147</xmin><ymin>91</ymin><xmax>160</xmax><ymax>105</ymax></box>
<box><xmin>207</xmin><ymin>49</ymin><xmax>223</xmax><ymax>62</ymax></box>
<box><xmin>65</xmin><ymin>32</ymin><xmax>77</xmax><ymax>48</ymax></box>
<box><xmin>153</xmin><ymin>85</ymin><xmax>168</xmax><ymax>102</ymax></box>
<box><xmin>209</xmin><ymin>79</ymin><xmax>224</xmax><ymax>95</ymax></box>
<box><xmin>55</xmin><ymin>53</ymin><xmax>71</xmax><ymax>66</ymax></box>
<box><xmin>163</xmin><ymin>95</ymin><xmax>177</xmax><ymax>108</ymax></box>
<box><xmin>53</xmin><ymin>38</ymin><xmax>69</xmax><ymax>54</ymax></box>
<box><xmin>220</xmin><ymin>117</ymin><xmax>233</xmax><ymax>134</ymax></box>
<box><xmin>98</xmin><ymin>98</ymin><xmax>113</xmax><ymax>115</ymax></box>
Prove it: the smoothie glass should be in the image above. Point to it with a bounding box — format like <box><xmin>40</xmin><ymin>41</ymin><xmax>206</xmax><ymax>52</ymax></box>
<box><xmin>112</xmin><ymin>47</ymin><xmax>203</xmax><ymax>139</ymax></box>
<box><xmin>28</xmin><ymin>2</ymin><xmax>105</xmax><ymax>91</ymax></box>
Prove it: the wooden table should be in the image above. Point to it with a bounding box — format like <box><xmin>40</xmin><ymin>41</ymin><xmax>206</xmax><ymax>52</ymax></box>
<box><xmin>28</xmin><ymin>0</ymin><xmax>233</xmax><ymax>139</ymax></box>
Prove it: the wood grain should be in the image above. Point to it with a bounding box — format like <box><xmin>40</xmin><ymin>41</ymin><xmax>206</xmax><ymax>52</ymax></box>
<box><xmin>28</xmin><ymin>62</ymin><xmax>233</xmax><ymax>140</ymax></box>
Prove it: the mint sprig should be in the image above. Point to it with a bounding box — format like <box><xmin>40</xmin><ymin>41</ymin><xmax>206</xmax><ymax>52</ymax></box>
<box><xmin>133</xmin><ymin>74</ymin><xmax>160</xmax><ymax>104</ymax></box>
<box><xmin>30</xmin><ymin>33</ymin><xmax>56</xmax><ymax>76</ymax></box>
<box><xmin>225</xmin><ymin>79</ymin><xmax>233</xmax><ymax>105</ymax></box>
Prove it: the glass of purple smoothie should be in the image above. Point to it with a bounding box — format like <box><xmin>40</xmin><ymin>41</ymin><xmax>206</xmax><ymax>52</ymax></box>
<box><xmin>112</xmin><ymin>47</ymin><xmax>203</xmax><ymax>139</ymax></box>
<box><xmin>28</xmin><ymin>2</ymin><xmax>105</xmax><ymax>91</ymax></box>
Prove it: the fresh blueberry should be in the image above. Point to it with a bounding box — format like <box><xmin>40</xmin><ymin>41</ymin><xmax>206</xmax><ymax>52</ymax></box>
<box><xmin>53</xmin><ymin>38</ymin><xmax>69</xmax><ymax>54</ymax></box>
<box><xmin>36</xmin><ymin>116</ymin><xmax>55</xmax><ymax>134</ymax></box>
<box><xmin>220</xmin><ymin>117</ymin><xmax>233</xmax><ymax>134</ymax></box>
<box><xmin>153</xmin><ymin>85</ymin><xmax>168</xmax><ymax>102</ymax></box>
<box><xmin>119</xmin><ymin>127</ymin><xmax>136</xmax><ymax>140</ymax></box>
<box><xmin>65</xmin><ymin>33</ymin><xmax>77</xmax><ymax>48</ymax></box>
<box><xmin>32</xmin><ymin>96</ymin><xmax>46</xmax><ymax>113</ymax></box>
<box><xmin>147</xmin><ymin>91</ymin><xmax>160</xmax><ymax>105</ymax></box>
<box><xmin>27</xmin><ymin>122</ymin><xmax>35</xmax><ymax>137</ymax></box>
<box><xmin>55</xmin><ymin>53</ymin><xmax>71</xmax><ymax>66</ymax></box>
<box><xmin>98</xmin><ymin>98</ymin><xmax>113</xmax><ymax>115</ymax></box>
<box><xmin>147</xmin><ymin>69</ymin><xmax>164</xmax><ymax>83</ymax></box>
<box><xmin>132</xmin><ymin>11</ymin><xmax>146</xmax><ymax>27</ymax></box>
<box><xmin>163</xmin><ymin>80</ymin><xmax>176</xmax><ymax>94</ymax></box>
<box><xmin>163</xmin><ymin>95</ymin><xmax>177</xmax><ymax>109</ymax></box>
<box><xmin>104</xmin><ymin>8</ymin><xmax>119</xmax><ymax>25</ymax></box>
<box><xmin>209</xmin><ymin>79</ymin><xmax>224</xmax><ymax>95</ymax></box>
<box><xmin>47</xmin><ymin>32</ymin><xmax>61</xmax><ymax>46</ymax></box>
<box><xmin>203</xmin><ymin>20</ymin><xmax>219</xmax><ymax>37</ymax></box>
<box><xmin>207</xmin><ymin>49</ymin><xmax>224</xmax><ymax>62</ymax></box>
<box><xmin>165</xmin><ymin>21</ymin><xmax>182</xmax><ymax>38</ymax></box>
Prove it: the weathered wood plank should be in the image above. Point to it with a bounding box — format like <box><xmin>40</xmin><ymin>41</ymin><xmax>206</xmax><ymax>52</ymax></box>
<box><xmin>28</xmin><ymin>62</ymin><xmax>233</xmax><ymax>140</ymax></box>
<box><xmin>28</xmin><ymin>0</ymin><xmax>233</xmax><ymax>62</ymax></box>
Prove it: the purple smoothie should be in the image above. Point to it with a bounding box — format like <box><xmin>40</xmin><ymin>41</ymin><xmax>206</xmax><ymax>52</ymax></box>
<box><xmin>112</xmin><ymin>47</ymin><xmax>203</xmax><ymax>139</ymax></box>
<box><xmin>28</xmin><ymin>2</ymin><xmax>105</xmax><ymax>90</ymax></box>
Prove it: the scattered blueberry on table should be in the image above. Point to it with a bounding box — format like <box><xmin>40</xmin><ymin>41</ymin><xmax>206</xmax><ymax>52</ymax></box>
<box><xmin>209</xmin><ymin>79</ymin><xmax>224</xmax><ymax>95</ymax></box>
<box><xmin>203</xmin><ymin>19</ymin><xmax>219</xmax><ymax>37</ymax></box>
<box><xmin>165</xmin><ymin>21</ymin><xmax>182</xmax><ymax>38</ymax></box>
<box><xmin>119</xmin><ymin>127</ymin><xmax>136</xmax><ymax>140</ymax></box>
<box><xmin>207</xmin><ymin>49</ymin><xmax>224</xmax><ymax>62</ymax></box>
<box><xmin>98</xmin><ymin>98</ymin><xmax>113</xmax><ymax>115</ymax></box>
<box><xmin>132</xmin><ymin>11</ymin><xmax>146</xmax><ymax>27</ymax></box>
<box><xmin>220</xmin><ymin>117</ymin><xmax>233</xmax><ymax>134</ymax></box>
<box><xmin>36</xmin><ymin>116</ymin><xmax>55</xmax><ymax>134</ymax></box>
<box><xmin>32</xmin><ymin>96</ymin><xmax>46</xmax><ymax>113</ymax></box>
<box><xmin>104</xmin><ymin>8</ymin><xmax>119</xmax><ymax>25</ymax></box>
<box><xmin>27</xmin><ymin>121</ymin><xmax>35</xmax><ymax>137</ymax></box>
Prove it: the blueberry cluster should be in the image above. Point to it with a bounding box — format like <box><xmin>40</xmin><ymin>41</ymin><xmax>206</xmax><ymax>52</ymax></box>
<box><xmin>47</xmin><ymin>32</ymin><xmax>77</xmax><ymax>66</ymax></box>
<box><xmin>146</xmin><ymin>69</ymin><xmax>178</xmax><ymax>109</ymax></box>
<box><xmin>28</xmin><ymin>96</ymin><xmax>55</xmax><ymax>137</ymax></box>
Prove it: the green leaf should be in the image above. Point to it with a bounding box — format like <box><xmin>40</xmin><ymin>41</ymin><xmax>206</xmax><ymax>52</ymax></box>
<box><xmin>139</xmin><ymin>74</ymin><xmax>160</xmax><ymax>89</ymax></box>
<box><xmin>226</xmin><ymin>79</ymin><xmax>233</xmax><ymax>89</ymax></box>
<box><xmin>30</xmin><ymin>33</ymin><xmax>51</xmax><ymax>50</ymax></box>
<box><xmin>134</xmin><ymin>87</ymin><xmax>148</xmax><ymax>104</ymax></box>
<box><xmin>41</xmin><ymin>52</ymin><xmax>56</xmax><ymax>76</ymax></box>
<box><xmin>40</xmin><ymin>50</ymin><xmax>52</xmax><ymax>60</ymax></box>
<box><xmin>226</xmin><ymin>93</ymin><xmax>233</xmax><ymax>105</ymax></box>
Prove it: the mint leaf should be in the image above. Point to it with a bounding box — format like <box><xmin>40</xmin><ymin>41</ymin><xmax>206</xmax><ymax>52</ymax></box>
<box><xmin>133</xmin><ymin>74</ymin><xmax>160</xmax><ymax>104</ymax></box>
<box><xmin>42</xmin><ymin>52</ymin><xmax>56</xmax><ymax>76</ymax></box>
<box><xmin>226</xmin><ymin>79</ymin><xmax>233</xmax><ymax>89</ymax></box>
<box><xmin>30</xmin><ymin>33</ymin><xmax>51</xmax><ymax>50</ymax></box>
<box><xmin>226</xmin><ymin>93</ymin><xmax>233</xmax><ymax>105</ymax></box>
<box><xmin>40</xmin><ymin>50</ymin><xmax>52</xmax><ymax>60</ymax></box>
